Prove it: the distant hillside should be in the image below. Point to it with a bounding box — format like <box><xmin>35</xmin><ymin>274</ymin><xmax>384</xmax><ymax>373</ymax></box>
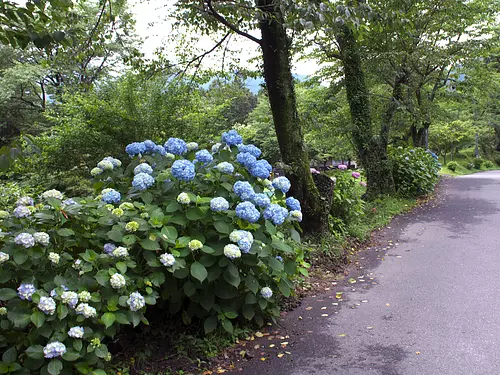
<box><xmin>244</xmin><ymin>74</ymin><xmax>308</xmax><ymax>94</ymax></box>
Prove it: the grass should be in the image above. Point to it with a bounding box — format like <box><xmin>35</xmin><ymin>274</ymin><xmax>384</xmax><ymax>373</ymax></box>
<box><xmin>438</xmin><ymin>151</ymin><xmax>500</xmax><ymax>176</ymax></box>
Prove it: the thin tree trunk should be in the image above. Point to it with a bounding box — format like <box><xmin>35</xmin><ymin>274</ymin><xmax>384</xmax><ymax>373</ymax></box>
<box><xmin>336</xmin><ymin>24</ymin><xmax>394</xmax><ymax>198</ymax></box>
<box><xmin>494</xmin><ymin>125</ymin><xmax>500</xmax><ymax>152</ymax></box>
<box><xmin>256</xmin><ymin>0</ymin><xmax>332</xmax><ymax>234</ymax></box>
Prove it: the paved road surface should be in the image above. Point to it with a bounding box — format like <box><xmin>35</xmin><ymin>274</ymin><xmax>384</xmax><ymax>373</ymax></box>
<box><xmin>229</xmin><ymin>171</ymin><xmax>500</xmax><ymax>375</ymax></box>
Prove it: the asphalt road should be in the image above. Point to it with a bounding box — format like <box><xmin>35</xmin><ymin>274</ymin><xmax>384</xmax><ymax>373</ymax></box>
<box><xmin>229</xmin><ymin>171</ymin><xmax>500</xmax><ymax>375</ymax></box>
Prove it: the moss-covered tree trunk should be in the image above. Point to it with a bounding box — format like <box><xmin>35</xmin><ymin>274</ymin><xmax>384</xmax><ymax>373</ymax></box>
<box><xmin>336</xmin><ymin>25</ymin><xmax>394</xmax><ymax>198</ymax></box>
<box><xmin>494</xmin><ymin>124</ymin><xmax>500</xmax><ymax>152</ymax></box>
<box><xmin>256</xmin><ymin>0</ymin><xmax>332</xmax><ymax>234</ymax></box>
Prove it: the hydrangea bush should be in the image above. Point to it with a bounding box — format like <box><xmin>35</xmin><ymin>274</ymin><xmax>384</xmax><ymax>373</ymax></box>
<box><xmin>0</xmin><ymin>131</ymin><xmax>307</xmax><ymax>374</ymax></box>
<box><xmin>389</xmin><ymin>147</ymin><xmax>441</xmax><ymax>196</ymax></box>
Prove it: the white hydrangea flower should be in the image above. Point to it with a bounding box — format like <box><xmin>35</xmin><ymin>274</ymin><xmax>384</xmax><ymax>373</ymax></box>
<box><xmin>0</xmin><ymin>307</ymin><xmax>6</xmax><ymax>315</ymax></box>
<box><xmin>68</xmin><ymin>326</ymin><xmax>84</xmax><ymax>339</ymax></box>
<box><xmin>78</xmin><ymin>291</ymin><xmax>91</xmax><ymax>302</ymax></box>
<box><xmin>38</xmin><ymin>296</ymin><xmax>56</xmax><ymax>315</ymax></box>
<box><xmin>112</xmin><ymin>247</ymin><xmax>129</xmax><ymax>257</ymax></box>
<box><xmin>43</xmin><ymin>341</ymin><xmax>66</xmax><ymax>358</ymax></box>
<box><xmin>72</xmin><ymin>259</ymin><xmax>82</xmax><ymax>269</ymax></box>
<box><xmin>48</xmin><ymin>252</ymin><xmax>60</xmax><ymax>264</ymax></box>
<box><xmin>187</xmin><ymin>142</ymin><xmax>199</xmax><ymax>151</ymax></box>
<box><xmin>176</xmin><ymin>192</ymin><xmax>190</xmax><ymax>205</ymax></box>
<box><xmin>33</xmin><ymin>232</ymin><xmax>50</xmax><ymax>246</ymax></box>
<box><xmin>91</xmin><ymin>167</ymin><xmax>103</xmax><ymax>176</ymax></box>
<box><xmin>75</xmin><ymin>303</ymin><xmax>97</xmax><ymax>318</ymax></box>
<box><xmin>0</xmin><ymin>251</ymin><xmax>9</xmax><ymax>264</ymax></box>
<box><xmin>110</xmin><ymin>273</ymin><xmax>126</xmax><ymax>289</ymax></box>
<box><xmin>61</xmin><ymin>291</ymin><xmax>78</xmax><ymax>308</ymax></box>
<box><xmin>41</xmin><ymin>189</ymin><xmax>64</xmax><ymax>200</ymax></box>
<box><xmin>97</xmin><ymin>160</ymin><xmax>114</xmax><ymax>171</ymax></box>
<box><xmin>261</xmin><ymin>287</ymin><xmax>273</xmax><ymax>299</ymax></box>
<box><xmin>160</xmin><ymin>253</ymin><xmax>175</xmax><ymax>267</ymax></box>
<box><xmin>126</xmin><ymin>292</ymin><xmax>145</xmax><ymax>312</ymax></box>
<box><xmin>224</xmin><ymin>244</ymin><xmax>241</xmax><ymax>260</ymax></box>
<box><xmin>289</xmin><ymin>210</ymin><xmax>303</xmax><ymax>222</ymax></box>
<box><xmin>188</xmin><ymin>240</ymin><xmax>203</xmax><ymax>251</ymax></box>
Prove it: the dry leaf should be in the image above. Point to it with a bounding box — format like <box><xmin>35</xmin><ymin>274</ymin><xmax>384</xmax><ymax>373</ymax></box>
<box><xmin>321</xmin><ymin>314</ymin><xmax>329</xmax><ymax>317</ymax></box>
<box><xmin>277</xmin><ymin>353</ymin><xmax>285</xmax><ymax>358</ymax></box>
<box><xmin>255</xmin><ymin>332</ymin><xmax>264</xmax><ymax>338</ymax></box>
<box><xmin>260</xmin><ymin>357</ymin><xmax>266</xmax><ymax>361</ymax></box>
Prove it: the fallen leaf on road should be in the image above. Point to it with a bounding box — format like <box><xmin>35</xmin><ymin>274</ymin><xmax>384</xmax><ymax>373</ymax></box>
<box><xmin>338</xmin><ymin>334</ymin><xmax>347</xmax><ymax>337</ymax></box>
<box><xmin>255</xmin><ymin>332</ymin><xmax>264</xmax><ymax>338</ymax></box>
<box><xmin>322</xmin><ymin>314</ymin><xmax>329</xmax><ymax>317</ymax></box>
<box><xmin>277</xmin><ymin>353</ymin><xmax>284</xmax><ymax>358</ymax></box>
<box><xmin>306</xmin><ymin>306</ymin><xmax>313</xmax><ymax>310</ymax></box>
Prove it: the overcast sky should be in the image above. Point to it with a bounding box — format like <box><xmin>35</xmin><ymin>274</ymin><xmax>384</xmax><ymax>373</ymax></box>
<box><xmin>130</xmin><ymin>0</ymin><xmax>320</xmax><ymax>75</ymax></box>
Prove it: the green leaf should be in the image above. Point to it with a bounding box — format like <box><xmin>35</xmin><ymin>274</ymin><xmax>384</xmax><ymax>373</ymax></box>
<box><xmin>14</xmin><ymin>251</ymin><xmax>28</xmax><ymax>265</ymax></box>
<box><xmin>165</xmin><ymin>201</ymin><xmax>182</xmax><ymax>212</ymax></box>
<box><xmin>95</xmin><ymin>270</ymin><xmax>110</xmax><ymax>286</ymax></box>
<box><xmin>183</xmin><ymin>281</ymin><xmax>196</xmax><ymax>297</ymax></box>
<box><xmin>245</xmin><ymin>275</ymin><xmax>259</xmax><ymax>294</ymax></box>
<box><xmin>204</xmin><ymin>316</ymin><xmax>217</xmax><ymax>334</ymax></box>
<box><xmin>284</xmin><ymin>260</ymin><xmax>297</xmax><ymax>275</ymax></box>
<box><xmin>242</xmin><ymin>305</ymin><xmax>255</xmax><ymax>320</ymax></box>
<box><xmin>267</xmin><ymin>257</ymin><xmax>284</xmax><ymax>272</ymax></box>
<box><xmin>278</xmin><ymin>279</ymin><xmax>291</xmax><ymax>297</ymax></box>
<box><xmin>47</xmin><ymin>359</ymin><xmax>63</xmax><ymax>375</ymax></box>
<box><xmin>121</xmin><ymin>234</ymin><xmax>137</xmax><ymax>245</ymax></box>
<box><xmin>116</xmin><ymin>262</ymin><xmax>127</xmax><ymax>274</ymax></box>
<box><xmin>73</xmin><ymin>340</ymin><xmax>83</xmax><ymax>352</ymax></box>
<box><xmin>141</xmin><ymin>191</ymin><xmax>153</xmax><ymax>204</ymax></box>
<box><xmin>140</xmin><ymin>239</ymin><xmax>160</xmax><ymax>251</ymax></box>
<box><xmin>101</xmin><ymin>312</ymin><xmax>116</xmax><ymax>328</ymax></box>
<box><xmin>190</xmin><ymin>262</ymin><xmax>208</xmax><ymax>283</ymax></box>
<box><xmin>150</xmin><ymin>272</ymin><xmax>165</xmax><ymax>287</ymax></box>
<box><xmin>221</xmin><ymin>318</ymin><xmax>233</xmax><ymax>334</ymax></box>
<box><xmin>186</xmin><ymin>207</ymin><xmax>206</xmax><ymax>220</ymax></box>
<box><xmin>0</xmin><ymin>288</ymin><xmax>17</xmax><ymax>301</ymax></box>
<box><xmin>199</xmin><ymin>293</ymin><xmax>214</xmax><ymax>311</ymax></box>
<box><xmin>223</xmin><ymin>268</ymin><xmax>240</xmax><ymax>288</ymax></box>
<box><xmin>271</xmin><ymin>237</ymin><xmax>293</xmax><ymax>253</ymax></box>
<box><xmin>26</xmin><ymin>345</ymin><xmax>44</xmax><ymax>360</ymax></box>
<box><xmin>2</xmin><ymin>347</ymin><xmax>17</xmax><ymax>364</ymax></box>
<box><xmin>265</xmin><ymin>220</ymin><xmax>277</xmax><ymax>235</ymax></box>
<box><xmin>92</xmin><ymin>370</ymin><xmax>107</xmax><ymax>375</ymax></box>
<box><xmin>214</xmin><ymin>220</ymin><xmax>232</xmax><ymax>234</ymax></box>
<box><xmin>31</xmin><ymin>311</ymin><xmax>46</xmax><ymax>328</ymax></box>
<box><xmin>57</xmin><ymin>228</ymin><xmax>74</xmax><ymax>237</ymax></box>
<box><xmin>107</xmin><ymin>230</ymin><xmax>124</xmax><ymax>242</ymax></box>
<box><xmin>161</xmin><ymin>226</ymin><xmax>178</xmax><ymax>241</ymax></box>
<box><xmin>57</xmin><ymin>304</ymin><xmax>68</xmax><ymax>320</ymax></box>
<box><xmin>290</xmin><ymin>227</ymin><xmax>301</xmax><ymax>243</ymax></box>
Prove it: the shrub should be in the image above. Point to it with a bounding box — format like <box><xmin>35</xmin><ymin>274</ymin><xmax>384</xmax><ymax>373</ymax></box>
<box><xmin>446</xmin><ymin>161</ymin><xmax>459</xmax><ymax>172</ymax></box>
<box><xmin>329</xmin><ymin>169</ymin><xmax>365</xmax><ymax>229</ymax></box>
<box><xmin>472</xmin><ymin>157</ymin><xmax>483</xmax><ymax>169</ymax></box>
<box><xmin>483</xmin><ymin>160</ymin><xmax>494</xmax><ymax>169</ymax></box>
<box><xmin>389</xmin><ymin>147</ymin><xmax>440</xmax><ymax>197</ymax></box>
<box><xmin>494</xmin><ymin>153</ymin><xmax>500</xmax><ymax>167</ymax></box>
<box><xmin>0</xmin><ymin>130</ymin><xmax>307</xmax><ymax>374</ymax></box>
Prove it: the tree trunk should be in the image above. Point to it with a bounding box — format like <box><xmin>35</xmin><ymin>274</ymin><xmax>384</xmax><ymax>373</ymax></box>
<box><xmin>256</xmin><ymin>0</ymin><xmax>331</xmax><ymax>234</ymax></box>
<box><xmin>410</xmin><ymin>124</ymin><xmax>427</xmax><ymax>148</ymax></box>
<box><xmin>336</xmin><ymin>24</ymin><xmax>394</xmax><ymax>198</ymax></box>
<box><xmin>494</xmin><ymin>125</ymin><xmax>500</xmax><ymax>152</ymax></box>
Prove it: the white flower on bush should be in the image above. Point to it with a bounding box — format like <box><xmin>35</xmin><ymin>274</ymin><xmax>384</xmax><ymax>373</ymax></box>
<box><xmin>33</xmin><ymin>232</ymin><xmax>50</xmax><ymax>246</ymax></box>
<box><xmin>73</xmin><ymin>259</ymin><xmax>82</xmax><ymax>269</ymax></box>
<box><xmin>41</xmin><ymin>189</ymin><xmax>64</xmax><ymax>200</ymax></box>
<box><xmin>224</xmin><ymin>244</ymin><xmax>241</xmax><ymax>260</ymax></box>
<box><xmin>0</xmin><ymin>307</ymin><xmax>6</xmax><ymax>315</ymax></box>
<box><xmin>0</xmin><ymin>251</ymin><xmax>9</xmax><ymax>264</ymax></box>
<box><xmin>91</xmin><ymin>167</ymin><xmax>103</xmax><ymax>176</ymax></box>
<box><xmin>17</xmin><ymin>283</ymin><xmax>36</xmax><ymax>301</ymax></box>
<box><xmin>61</xmin><ymin>291</ymin><xmax>78</xmax><ymax>308</ymax></box>
<box><xmin>78</xmin><ymin>291</ymin><xmax>91</xmax><ymax>302</ymax></box>
<box><xmin>14</xmin><ymin>233</ymin><xmax>35</xmax><ymax>248</ymax></box>
<box><xmin>260</xmin><ymin>287</ymin><xmax>273</xmax><ymax>299</ymax></box>
<box><xmin>97</xmin><ymin>159</ymin><xmax>114</xmax><ymax>171</ymax></box>
<box><xmin>48</xmin><ymin>252</ymin><xmax>60</xmax><ymax>264</ymax></box>
<box><xmin>43</xmin><ymin>341</ymin><xmax>66</xmax><ymax>358</ymax></box>
<box><xmin>176</xmin><ymin>192</ymin><xmax>190</xmax><ymax>205</ymax></box>
<box><xmin>127</xmin><ymin>292</ymin><xmax>145</xmax><ymax>311</ymax></box>
<box><xmin>289</xmin><ymin>210</ymin><xmax>303</xmax><ymax>222</ymax></box>
<box><xmin>119</xmin><ymin>202</ymin><xmax>134</xmax><ymax>210</ymax></box>
<box><xmin>110</xmin><ymin>273</ymin><xmax>126</xmax><ymax>289</ymax></box>
<box><xmin>68</xmin><ymin>326</ymin><xmax>84</xmax><ymax>339</ymax></box>
<box><xmin>38</xmin><ymin>296</ymin><xmax>56</xmax><ymax>315</ymax></box>
<box><xmin>188</xmin><ymin>240</ymin><xmax>203</xmax><ymax>251</ymax></box>
<box><xmin>187</xmin><ymin>142</ymin><xmax>198</xmax><ymax>151</ymax></box>
<box><xmin>112</xmin><ymin>246</ymin><xmax>129</xmax><ymax>257</ymax></box>
<box><xmin>160</xmin><ymin>253</ymin><xmax>175</xmax><ymax>267</ymax></box>
<box><xmin>75</xmin><ymin>303</ymin><xmax>97</xmax><ymax>318</ymax></box>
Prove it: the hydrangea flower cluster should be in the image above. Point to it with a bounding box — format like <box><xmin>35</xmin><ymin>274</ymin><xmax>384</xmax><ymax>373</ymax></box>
<box><xmin>235</xmin><ymin>202</ymin><xmax>260</xmax><ymax>223</ymax></box>
<box><xmin>61</xmin><ymin>291</ymin><xmax>78</xmax><ymax>308</ymax></box>
<box><xmin>229</xmin><ymin>230</ymin><xmax>254</xmax><ymax>253</ymax></box>
<box><xmin>68</xmin><ymin>326</ymin><xmax>84</xmax><ymax>339</ymax></box>
<box><xmin>101</xmin><ymin>188</ymin><xmax>121</xmax><ymax>204</ymax></box>
<box><xmin>125</xmin><ymin>221</ymin><xmax>139</xmax><ymax>232</ymax></box>
<box><xmin>222</xmin><ymin>129</ymin><xmax>243</xmax><ymax>146</ymax></box>
<box><xmin>113</xmin><ymin>247</ymin><xmax>129</xmax><ymax>257</ymax></box>
<box><xmin>110</xmin><ymin>273</ymin><xmax>126</xmax><ymax>289</ymax></box>
<box><xmin>165</xmin><ymin>138</ymin><xmax>188</xmax><ymax>155</ymax></box>
<box><xmin>224</xmin><ymin>244</ymin><xmax>241</xmax><ymax>260</ymax></box>
<box><xmin>233</xmin><ymin>181</ymin><xmax>255</xmax><ymax>201</ymax></box>
<box><xmin>125</xmin><ymin>142</ymin><xmax>146</xmax><ymax>157</ymax></box>
<box><xmin>132</xmin><ymin>172</ymin><xmax>155</xmax><ymax>191</ymax></box>
<box><xmin>187</xmin><ymin>142</ymin><xmax>198</xmax><ymax>151</ymax></box>
<box><xmin>127</xmin><ymin>292</ymin><xmax>145</xmax><ymax>311</ymax></box>
<box><xmin>289</xmin><ymin>210</ymin><xmax>303</xmax><ymax>222</ymax></box>
<box><xmin>34</xmin><ymin>232</ymin><xmax>50</xmax><ymax>246</ymax></box>
<box><xmin>14</xmin><ymin>233</ymin><xmax>35</xmax><ymax>248</ymax></box>
<box><xmin>41</xmin><ymin>189</ymin><xmax>64</xmax><ymax>200</ymax></box>
<box><xmin>210</xmin><ymin>197</ymin><xmax>229</xmax><ymax>212</ymax></box>
<box><xmin>188</xmin><ymin>240</ymin><xmax>203</xmax><ymax>251</ymax></box>
<box><xmin>38</xmin><ymin>296</ymin><xmax>56</xmax><ymax>315</ymax></box>
<box><xmin>260</xmin><ymin>287</ymin><xmax>273</xmax><ymax>299</ymax></box>
<box><xmin>43</xmin><ymin>342</ymin><xmax>66</xmax><ymax>358</ymax></box>
<box><xmin>160</xmin><ymin>253</ymin><xmax>175</xmax><ymax>267</ymax></box>
<box><xmin>216</xmin><ymin>162</ymin><xmax>235</xmax><ymax>174</ymax></box>
<box><xmin>18</xmin><ymin>283</ymin><xmax>36</xmax><ymax>301</ymax></box>
<box><xmin>264</xmin><ymin>204</ymin><xmax>289</xmax><ymax>225</ymax></box>
<box><xmin>13</xmin><ymin>205</ymin><xmax>31</xmax><ymax>218</ymax></box>
<box><xmin>238</xmin><ymin>144</ymin><xmax>262</xmax><ymax>157</ymax></box>
<box><xmin>104</xmin><ymin>243</ymin><xmax>116</xmax><ymax>255</ymax></box>
<box><xmin>236</xmin><ymin>152</ymin><xmax>257</xmax><ymax>168</ymax></box>
<box><xmin>253</xmin><ymin>193</ymin><xmax>271</xmax><ymax>208</ymax></box>
<box><xmin>16</xmin><ymin>196</ymin><xmax>34</xmax><ymax>206</ymax></box>
<box><xmin>75</xmin><ymin>303</ymin><xmax>97</xmax><ymax>318</ymax></box>
<box><xmin>352</xmin><ymin>171</ymin><xmax>361</xmax><ymax>179</ymax></box>
<box><xmin>48</xmin><ymin>252</ymin><xmax>60</xmax><ymax>264</ymax></box>
<box><xmin>285</xmin><ymin>197</ymin><xmax>301</xmax><ymax>211</ymax></box>
<box><xmin>249</xmin><ymin>160</ymin><xmax>272</xmax><ymax>179</ymax></box>
<box><xmin>195</xmin><ymin>149</ymin><xmax>213</xmax><ymax>164</ymax></box>
<box><xmin>134</xmin><ymin>163</ymin><xmax>153</xmax><ymax>175</ymax></box>
<box><xmin>171</xmin><ymin>160</ymin><xmax>195</xmax><ymax>181</ymax></box>
<box><xmin>0</xmin><ymin>251</ymin><xmax>9</xmax><ymax>264</ymax></box>
<box><xmin>177</xmin><ymin>192</ymin><xmax>190</xmax><ymax>205</ymax></box>
<box><xmin>272</xmin><ymin>176</ymin><xmax>291</xmax><ymax>193</ymax></box>
<box><xmin>78</xmin><ymin>291</ymin><xmax>91</xmax><ymax>302</ymax></box>
<box><xmin>211</xmin><ymin>143</ymin><xmax>222</xmax><ymax>153</ymax></box>
<box><xmin>338</xmin><ymin>164</ymin><xmax>348</xmax><ymax>170</ymax></box>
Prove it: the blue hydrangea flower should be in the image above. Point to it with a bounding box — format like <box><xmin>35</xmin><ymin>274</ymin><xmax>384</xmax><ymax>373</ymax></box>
<box><xmin>171</xmin><ymin>160</ymin><xmax>195</xmax><ymax>181</ymax></box>
<box><xmin>153</xmin><ymin>145</ymin><xmax>166</xmax><ymax>156</ymax></box>
<box><xmin>43</xmin><ymin>342</ymin><xmax>66</xmax><ymax>359</ymax></box>
<box><xmin>14</xmin><ymin>233</ymin><xmax>35</xmax><ymax>248</ymax></box>
<box><xmin>229</xmin><ymin>230</ymin><xmax>254</xmax><ymax>253</ymax></box>
<box><xmin>50</xmin><ymin>285</ymin><xmax>68</xmax><ymax>298</ymax></box>
<box><xmin>236</xmin><ymin>152</ymin><xmax>257</xmax><ymax>168</ymax></box>
<box><xmin>18</xmin><ymin>283</ymin><xmax>36</xmax><ymax>300</ymax></box>
<box><xmin>272</xmin><ymin>176</ymin><xmax>291</xmax><ymax>193</ymax></box>
<box><xmin>195</xmin><ymin>150</ymin><xmax>213</xmax><ymax>164</ymax></box>
<box><xmin>16</xmin><ymin>196</ymin><xmax>34</xmax><ymax>206</ymax></box>
<box><xmin>285</xmin><ymin>197</ymin><xmax>301</xmax><ymax>211</ymax></box>
<box><xmin>102</xmin><ymin>156</ymin><xmax>122</xmax><ymax>168</ymax></box>
<box><xmin>210</xmin><ymin>197</ymin><xmax>230</xmax><ymax>212</ymax></box>
<box><xmin>132</xmin><ymin>173</ymin><xmax>155</xmax><ymax>191</ymax></box>
<box><xmin>211</xmin><ymin>143</ymin><xmax>222</xmax><ymax>153</ymax></box>
<box><xmin>222</xmin><ymin>129</ymin><xmax>243</xmax><ymax>146</ymax></box>
<box><xmin>164</xmin><ymin>138</ymin><xmax>188</xmax><ymax>155</ymax></box>
<box><xmin>253</xmin><ymin>193</ymin><xmax>271</xmax><ymax>208</ymax></box>
<box><xmin>104</xmin><ymin>243</ymin><xmax>116</xmax><ymax>255</ymax></box>
<box><xmin>233</xmin><ymin>181</ymin><xmax>255</xmax><ymax>201</ymax></box>
<box><xmin>249</xmin><ymin>160</ymin><xmax>272</xmax><ymax>179</ymax></box>
<box><xmin>134</xmin><ymin>163</ymin><xmax>153</xmax><ymax>175</ymax></box>
<box><xmin>142</xmin><ymin>140</ymin><xmax>156</xmax><ymax>153</ymax></box>
<box><xmin>235</xmin><ymin>202</ymin><xmax>260</xmax><ymax>223</ymax></box>
<box><xmin>238</xmin><ymin>144</ymin><xmax>262</xmax><ymax>158</ymax></box>
<box><xmin>62</xmin><ymin>198</ymin><xmax>77</xmax><ymax>206</ymax></box>
<box><xmin>125</xmin><ymin>142</ymin><xmax>146</xmax><ymax>157</ymax></box>
<box><xmin>263</xmin><ymin>204</ymin><xmax>289</xmax><ymax>225</ymax></box>
<box><xmin>216</xmin><ymin>162</ymin><xmax>235</xmax><ymax>174</ymax></box>
<box><xmin>276</xmin><ymin>256</ymin><xmax>283</xmax><ymax>262</ymax></box>
<box><xmin>13</xmin><ymin>206</ymin><xmax>31</xmax><ymax>218</ymax></box>
<box><xmin>102</xmin><ymin>189</ymin><xmax>121</xmax><ymax>204</ymax></box>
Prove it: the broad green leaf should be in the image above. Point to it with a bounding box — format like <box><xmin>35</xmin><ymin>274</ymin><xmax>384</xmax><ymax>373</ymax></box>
<box><xmin>57</xmin><ymin>228</ymin><xmax>74</xmax><ymax>237</ymax></box>
<box><xmin>26</xmin><ymin>345</ymin><xmax>44</xmax><ymax>359</ymax></box>
<box><xmin>31</xmin><ymin>311</ymin><xmax>46</xmax><ymax>328</ymax></box>
<box><xmin>101</xmin><ymin>312</ymin><xmax>116</xmax><ymax>328</ymax></box>
<box><xmin>95</xmin><ymin>270</ymin><xmax>110</xmax><ymax>286</ymax></box>
<box><xmin>214</xmin><ymin>220</ymin><xmax>231</xmax><ymax>234</ymax></box>
<box><xmin>245</xmin><ymin>275</ymin><xmax>259</xmax><ymax>294</ymax></box>
<box><xmin>204</xmin><ymin>316</ymin><xmax>217</xmax><ymax>334</ymax></box>
<box><xmin>47</xmin><ymin>359</ymin><xmax>63</xmax><ymax>375</ymax></box>
<box><xmin>2</xmin><ymin>347</ymin><xmax>17</xmax><ymax>364</ymax></box>
<box><xmin>242</xmin><ymin>305</ymin><xmax>255</xmax><ymax>320</ymax></box>
<box><xmin>139</xmin><ymin>239</ymin><xmax>160</xmax><ymax>251</ymax></box>
<box><xmin>221</xmin><ymin>318</ymin><xmax>233</xmax><ymax>334</ymax></box>
<box><xmin>0</xmin><ymin>288</ymin><xmax>17</xmax><ymax>301</ymax></box>
<box><xmin>190</xmin><ymin>262</ymin><xmax>208</xmax><ymax>283</ymax></box>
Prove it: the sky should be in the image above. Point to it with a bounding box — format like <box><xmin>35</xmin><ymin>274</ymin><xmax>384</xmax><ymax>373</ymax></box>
<box><xmin>130</xmin><ymin>0</ymin><xmax>321</xmax><ymax>76</ymax></box>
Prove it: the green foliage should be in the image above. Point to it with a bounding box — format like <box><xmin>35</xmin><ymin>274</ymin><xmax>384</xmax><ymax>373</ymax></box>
<box><xmin>484</xmin><ymin>160</ymin><xmax>495</xmax><ymax>169</ymax></box>
<box><xmin>472</xmin><ymin>157</ymin><xmax>484</xmax><ymax>169</ymax></box>
<box><xmin>0</xmin><ymin>132</ymin><xmax>307</xmax><ymax>374</ymax></box>
<box><xmin>329</xmin><ymin>169</ymin><xmax>365</xmax><ymax>230</ymax></box>
<box><xmin>389</xmin><ymin>147</ymin><xmax>440</xmax><ymax>197</ymax></box>
<box><xmin>446</xmin><ymin>161</ymin><xmax>459</xmax><ymax>172</ymax></box>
